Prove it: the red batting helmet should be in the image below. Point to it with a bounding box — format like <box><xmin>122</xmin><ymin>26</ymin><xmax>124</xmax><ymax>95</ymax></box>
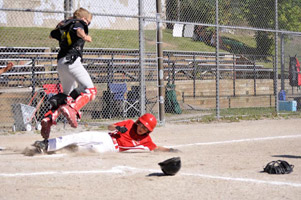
<box><xmin>137</xmin><ymin>113</ymin><xmax>157</xmax><ymax>132</ymax></box>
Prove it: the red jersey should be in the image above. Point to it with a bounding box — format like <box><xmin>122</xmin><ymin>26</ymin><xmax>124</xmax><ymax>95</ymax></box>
<box><xmin>111</xmin><ymin>120</ymin><xmax>157</xmax><ymax>152</ymax></box>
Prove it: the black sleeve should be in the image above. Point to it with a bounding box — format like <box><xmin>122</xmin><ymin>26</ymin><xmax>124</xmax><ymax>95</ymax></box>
<box><xmin>73</xmin><ymin>21</ymin><xmax>87</xmax><ymax>33</ymax></box>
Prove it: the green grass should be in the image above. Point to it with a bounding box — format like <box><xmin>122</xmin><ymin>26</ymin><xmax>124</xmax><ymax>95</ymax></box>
<box><xmin>0</xmin><ymin>26</ymin><xmax>285</xmax><ymax>69</ymax></box>
<box><xmin>219</xmin><ymin>107</ymin><xmax>277</xmax><ymax>121</ymax></box>
<box><xmin>161</xmin><ymin>29</ymin><xmax>216</xmax><ymax>52</ymax></box>
<box><xmin>88</xmin><ymin>29</ymin><xmax>139</xmax><ymax>49</ymax></box>
<box><xmin>178</xmin><ymin>107</ymin><xmax>301</xmax><ymax>123</ymax></box>
<box><xmin>0</xmin><ymin>27</ymin><xmax>218</xmax><ymax>52</ymax></box>
<box><xmin>220</xmin><ymin>107</ymin><xmax>276</xmax><ymax>116</ymax></box>
<box><xmin>2</xmin><ymin>26</ymin><xmax>300</xmax><ymax>62</ymax></box>
<box><xmin>221</xmin><ymin>32</ymin><xmax>256</xmax><ymax>48</ymax></box>
<box><xmin>0</xmin><ymin>27</ymin><xmax>55</xmax><ymax>47</ymax></box>
<box><xmin>219</xmin><ymin>107</ymin><xmax>301</xmax><ymax>122</ymax></box>
<box><xmin>90</xmin><ymin>29</ymin><xmax>217</xmax><ymax>52</ymax></box>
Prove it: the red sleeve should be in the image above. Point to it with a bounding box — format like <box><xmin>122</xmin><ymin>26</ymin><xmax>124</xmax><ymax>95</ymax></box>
<box><xmin>146</xmin><ymin>137</ymin><xmax>157</xmax><ymax>151</ymax></box>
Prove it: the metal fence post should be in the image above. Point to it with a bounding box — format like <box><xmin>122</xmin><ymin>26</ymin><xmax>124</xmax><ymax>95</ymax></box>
<box><xmin>64</xmin><ymin>0</ymin><xmax>72</xmax><ymax>19</ymax></box>
<box><xmin>31</xmin><ymin>58</ymin><xmax>36</xmax><ymax>97</ymax></box>
<box><xmin>193</xmin><ymin>54</ymin><xmax>196</xmax><ymax>98</ymax></box>
<box><xmin>138</xmin><ymin>0</ymin><xmax>146</xmax><ymax>116</ymax></box>
<box><xmin>275</xmin><ymin>0</ymin><xmax>279</xmax><ymax>112</ymax></box>
<box><xmin>215</xmin><ymin>0</ymin><xmax>220</xmax><ymax>119</ymax></box>
<box><xmin>280</xmin><ymin>33</ymin><xmax>285</xmax><ymax>91</ymax></box>
<box><xmin>253</xmin><ymin>61</ymin><xmax>257</xmax><ymax>96</ymax></box>
<box><xmin>232</xmin><ymin>54</ymin><xmax>236</xmax><ymax>97</ymax></box>
<box><xmin>156</xmin><ymin>0</ymin><xmax>165</xmax><ymax>124</ymax></box>
<box><xmin>172</xmin><ymin>62</ymin><xmax>175</xmax><ymax>85</ymax></box>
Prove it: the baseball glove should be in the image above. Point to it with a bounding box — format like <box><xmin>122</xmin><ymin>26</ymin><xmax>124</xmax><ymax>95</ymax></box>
<box><xmin>263</xmin><ymin>160</ymin><xmax>294</xmax><ymax>174</ymax></box>
<box><xmin>158</xmin><ymin>157</ymin><xmax>181</xmax><ymax>176</ymax></box>
<box><xmin>115</xmin><ymin>126</ymin><xmax>128</xmax><ymax>133</ymax></box>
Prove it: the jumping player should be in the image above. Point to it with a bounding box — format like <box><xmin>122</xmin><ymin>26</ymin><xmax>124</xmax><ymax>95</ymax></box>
<box><xmin>33</xmin><ymin>113</ymin><xmax>180</xmax><ymax>153</ymax></box>
<box><xmin>41</xmin><ymin>8</ymin><xmax>97</xmax><ymax>139</ymax></box>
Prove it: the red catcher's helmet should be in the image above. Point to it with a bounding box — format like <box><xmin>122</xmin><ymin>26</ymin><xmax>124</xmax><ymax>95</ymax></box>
<box><xmin>137</xmin><ymin>113</ymin><xmax>157</xmax><ymax>132</ymax></box>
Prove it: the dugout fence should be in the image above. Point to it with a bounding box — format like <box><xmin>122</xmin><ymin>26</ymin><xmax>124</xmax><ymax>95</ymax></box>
<box><xmin>1</xmin><ymin>0</ymin><xmax>301</xmax><ymax>131</ymax></box>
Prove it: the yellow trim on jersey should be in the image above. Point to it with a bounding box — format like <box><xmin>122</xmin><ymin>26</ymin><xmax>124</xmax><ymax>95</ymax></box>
<box><xmin>66</xmin><ymin>32</ymin><xmax>72</xmax><ymax>46</ymax></box>
<box><xmin>61</xmin><ymin>31</ymin><xmax>72</xmax><ymax>46</ymax></box>
<box><xmin>61</xmin><ymin>32</ymin><xmax>66</xmax><ymax>41</ymax></box>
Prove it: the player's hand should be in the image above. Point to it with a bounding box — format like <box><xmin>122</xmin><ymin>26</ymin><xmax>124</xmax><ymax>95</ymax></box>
<box><xmin>169</xmin><ymin>148</ymin><xmax>181</xmax><ymax>153</ymax></box>
<box><xmin>84</xmin><ymin>35</ymin><xmax>92</xmax><ymax>42</ymax></box>
<box><xmin>115</xmin><ymin>126</ymin><xmax>128</xmax><ymax>133</ymax></box>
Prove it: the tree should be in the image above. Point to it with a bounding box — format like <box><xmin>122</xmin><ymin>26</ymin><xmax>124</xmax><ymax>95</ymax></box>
<box><xmin>244</xmin><ymin>0</ymin><xmax>301</xmax><ymax>56</ymax></box>
<box><xmin>278</xmin><ymin>0</ymin><xmax>301</xmax><ymax>31</ymax></box>
<box><xmin>165</xmin><ymin>0</ymin><xmax>237</xmax><ymax>27</ymax></box>
<box><xmin>166</xmin><ymin>0</ymin><xmax>178</xmax><ymax>29</ymax></box>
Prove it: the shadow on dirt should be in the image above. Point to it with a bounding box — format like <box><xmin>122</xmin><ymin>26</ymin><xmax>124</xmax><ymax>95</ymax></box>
<box><xmin>272</xmin><ymin>155</ymin><xmax>301</xmax><ymax>159</ymax></box>
<box><xmin>147</xmin><ymin>172</ymin><xmax>168</xmax><ymax>177</ymax></box>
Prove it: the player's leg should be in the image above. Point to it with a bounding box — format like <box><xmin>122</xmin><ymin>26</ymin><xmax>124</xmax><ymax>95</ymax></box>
<box><xmin>45</xmin><ymin>131</ymin><xmax>117</xmax><ymax>153</ymax></box>
<box><xmin>85</xmin><ymin>131</ymin><xmax>118</xmax><ymax>153</ymax></box>
<box><xmin>40</xmin><ymin>58</ymin><xmax>76</xmax><ymax>139</ymax></box>
<box><xmin>40</xmin><ymin>107</ymin><xmax>61</xmax><ymax>139</ymax></box>
<box><xmin>41</xmin><ymin>92</ymin><xmax>71</xmax><ymax>139</ymax></box>
<box><xmin>60</xmin><ymin>87</ymin><xmax>97</xmax><ymax>128</ymax></box>
<box><xmin>58</xmin><ymin>58</ymin><xmax>97</xmax><ymax>128</ymax></box>
<box><xmin>57</xmin><ymin>57</ymin><xmax>78</xmax><ymax>95</ymax></box>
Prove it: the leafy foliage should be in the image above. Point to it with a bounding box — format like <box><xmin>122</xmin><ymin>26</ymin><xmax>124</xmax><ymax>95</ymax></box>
<box><xmin>243</xmin><ymin>0</ymin><xmax>301</xmax><ymax>56</ymax></box>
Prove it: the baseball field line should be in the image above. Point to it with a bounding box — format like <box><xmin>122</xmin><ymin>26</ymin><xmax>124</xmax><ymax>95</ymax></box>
<box><xmin>1</xmin><ymin>134</ymin><xmax>300</xmax><ymax>187</ymax></box>
<box><xmin>167</xmin><ymin>134</ymin><xmax>301</xmax><ymax>148</ymax></box>
<box><xmin>0</xmin><ymin>165</ymin><xmax>300</xmax><ymax>188</ymax></box>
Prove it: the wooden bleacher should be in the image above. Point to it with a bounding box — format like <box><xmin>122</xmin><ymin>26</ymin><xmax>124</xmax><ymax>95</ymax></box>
<box><xmin>0</xmin><ymin>47</ymin><xmax>274</xmax><ymax>85</ymax></box>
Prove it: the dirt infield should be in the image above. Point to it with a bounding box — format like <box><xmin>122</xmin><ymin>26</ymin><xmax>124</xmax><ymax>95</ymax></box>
<box><xmin>0</xmin><ymin>118</ymin><xmax>301</xmax><ymax>200</ymax></box>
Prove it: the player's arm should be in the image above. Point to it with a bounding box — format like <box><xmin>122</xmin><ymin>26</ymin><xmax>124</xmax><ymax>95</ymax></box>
<box><xmin>76</xmin><ymin>28</ymin><xmax>92</xmax><ymax>42</ymax></box>
<box><xmin>0</xmin><ymin>62</ymin><xmax>13</xmax><ymax>75</ymax></box>
<box><xmin>49</xmin><ymin>20</ymin><xmax>65</xmax><ymax>39</ymax></box>
<box><xmin>154</xmin><ymin>146</ymin><xmax>181</xmax><ymax>153</ymax></box>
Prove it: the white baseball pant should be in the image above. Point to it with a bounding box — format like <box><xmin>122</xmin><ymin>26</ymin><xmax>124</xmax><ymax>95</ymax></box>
<box><xmin>57</xmin><ymin>57</ymin><xmax>94</xmax><ymax>95</ymax></box>
<box><xmin>47</xmin><ymin>131</ymin><xmax>118</xmax><ymax>153</ymax></box>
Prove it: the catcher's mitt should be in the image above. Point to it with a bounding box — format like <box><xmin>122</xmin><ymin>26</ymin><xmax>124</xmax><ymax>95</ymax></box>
<box><xmin>263</xmin><ymin>160</ymin><xmax>294</xmax><ymax>174</ymax></box>
<box><xmin>158</xmin><ymin>157</ymin><xmax>181</xmax><ymax>176</ymax></box>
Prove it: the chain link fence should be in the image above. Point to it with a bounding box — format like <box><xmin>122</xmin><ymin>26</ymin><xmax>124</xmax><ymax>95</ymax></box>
<box><xmin>1</xmin><ymin>0</ymin><xmax>301</xmax><ymax>131</ymax></box>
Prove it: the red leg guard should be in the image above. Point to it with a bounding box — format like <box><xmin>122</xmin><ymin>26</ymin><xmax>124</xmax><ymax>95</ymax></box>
<box><xmin>41</xmin><ymin>109</ymin><xmax>61</xmax><ymax>139</ymax></box>
<box><xmin>72</xmin><ymin>87</ymin><xmax>97</xmax><ymax>111</ymax></box>
<box><xmin>60</xmin><ymin>87</ymin><xmax>97</xmax><ymax>128</ymax></box>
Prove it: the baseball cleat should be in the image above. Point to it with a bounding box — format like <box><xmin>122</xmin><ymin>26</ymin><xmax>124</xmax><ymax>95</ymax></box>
<box><xmin>59</xmin><ymin>105</ymin><xmax>78</xmax><ymax>128</ymax></box>
<box><xmin>41</xmin><ymin>117</ymin><xmax>52</xmax><ymax>139</ymax></box>
<box><xmin>32</xmin><ymin>140</ymin><xmax>48</xmax><ymax>153</ymax></box>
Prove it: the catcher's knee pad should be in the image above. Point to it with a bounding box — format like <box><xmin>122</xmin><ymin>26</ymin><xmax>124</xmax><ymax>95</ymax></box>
<box><xmin>69</xmin><ymin>86</ymin><xmax>86</xmax><ymax>100</ymax></box>
<box><xmin>48</xmin><ymin>93</ymin><xmax>68</xmax><ymax>110</ymax></box>
<box><xmin>68</xmin><ymin>87</ymin><xmax>97</xmax><ymax>113</ymax></box>
<box><xmin>70</xmin><ymin>87</ymin><xmax>97</xmax><ymax>101</ymax></box>
<box><xmin>85</xmin><ymin>87</ymin><xmax>97</xmax><ymax>101</ymax></box>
